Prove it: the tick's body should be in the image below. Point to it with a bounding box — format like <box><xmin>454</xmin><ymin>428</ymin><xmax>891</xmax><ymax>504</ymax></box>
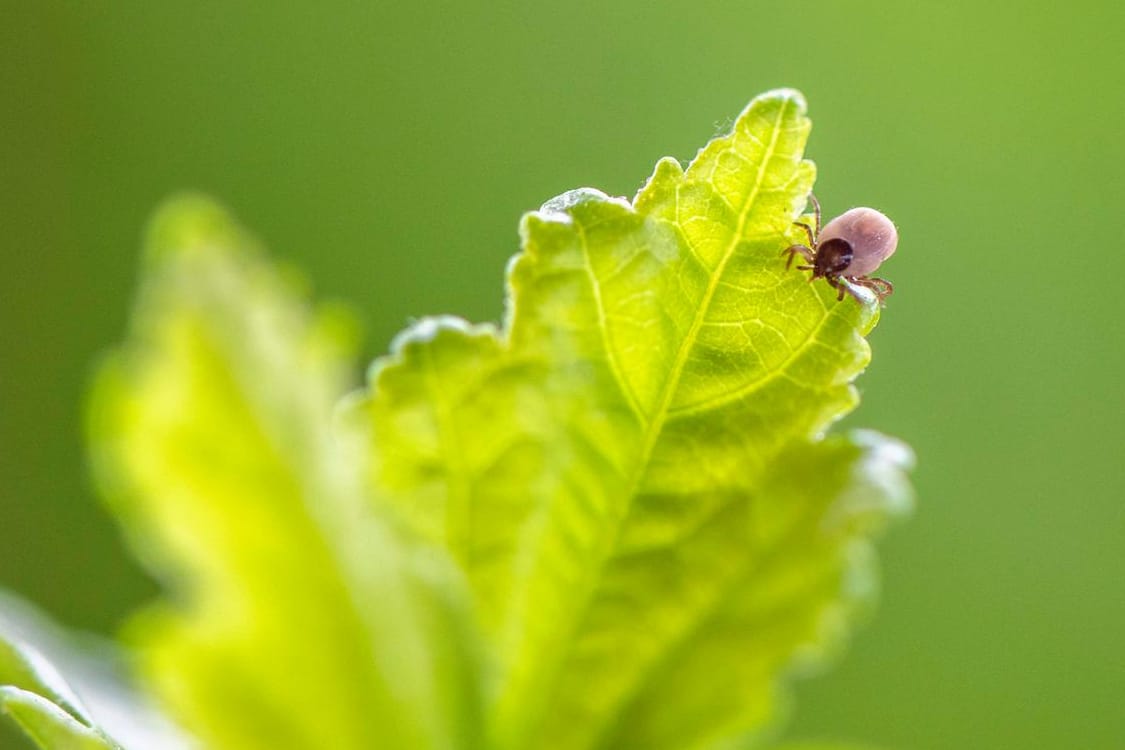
<box><xmin>784</xmin><ymin>196</ymin><xmax>897</xmax><ymax>303</ymax></box>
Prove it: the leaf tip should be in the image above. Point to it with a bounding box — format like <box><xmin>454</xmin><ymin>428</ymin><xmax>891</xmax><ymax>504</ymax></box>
<box><xmin>728</xmin><ymin>87</ymin><xmax>811</xmax><ymax>142</ymax></box>
<box><xmin>388</xmin><ymin>315</ymin><xmax>499</xmax><ymax>355</ymax></box>
<box><xmin>143</xmin><ymin>193</ymin><xmax>252</xmax><ymax>264</ymax></box>
<box><xmin>755</xmin><ymin>87</ymin><xmax>809</xmax><ymax>113</ymax></box>
<box><xmin>634</xmin><ymin>157</ymin><xmax>685</xmax><ymax>209</ymax></box>
<box><xmin>850</xmin><ymin>429</ymin><xmax>916</xmax><ymax>514</ymax></box>
<box><xmin>366</xmin><ymin>314</ymin><xmax>503</xmax><ymax>391</ymax></box>
<box><xmin>534</xmin><ymin>187</ymin><xmax>632</xmax><ymax>223</ymax></box>
<box><xmin>851</xmin><ymin>429</ymin><xmax>915</xmax><ymax>470</ymax></box>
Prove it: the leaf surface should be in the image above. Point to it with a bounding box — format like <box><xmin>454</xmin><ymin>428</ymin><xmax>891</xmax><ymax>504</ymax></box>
<box><xmin>355</xmin><ymin>89</ymin><xmax>913</xmax><ymax>750</ymax></box>
<box><xmin>88</xmin><ymin>197</ymin><xmax>486</xmax><ymax>750</ymax></box>
<box><xmin>0</xmin><ymin>636</ymin><xmax>90</xmax><ymax>732</ymax></box>
<box><xmin>0</xmin><ymin>614</ymin><xmax>123</xmax><ymax>750</ymax></box>
<box><xmin>0</xmin><ymin>589</ymin><xmax>192</xmax><ymax>750</ymax></box>
<box><xmin>0</xmin><ymin>688</ymin><xmax>116</xmax><ymax>750</ymax></box>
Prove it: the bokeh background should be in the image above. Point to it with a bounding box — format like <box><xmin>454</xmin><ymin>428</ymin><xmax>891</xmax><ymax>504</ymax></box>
<box><xmin>3</xmin><ymin>2</ymin><xmax>1124</xmax><ymax>748</ymax></box>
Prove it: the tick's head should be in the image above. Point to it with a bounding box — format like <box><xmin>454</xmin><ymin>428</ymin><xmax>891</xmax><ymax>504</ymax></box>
<box><xmin>813</xmin><ymin>237</ymin><xmax>854</xmax><ymax>278</ymax></box>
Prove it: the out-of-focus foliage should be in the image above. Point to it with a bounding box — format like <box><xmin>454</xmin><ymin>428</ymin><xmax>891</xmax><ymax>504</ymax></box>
<box><xmin>0</xmin><ymin>634</ymin><xmax>119</xmax><ymax>750</ymax></box>
<box><xmin>0</xmin><ymin>687</ymin><xmax>116</xmax><ymax>750</ymax></box>
<box><xmin>1</xmin><ymin>92</ymin><xmax>910</xmax><ymax>749</ymax></box>
<box><xmin>84</xmin><ymin>198</ymin><xmax>487</xmax><ymax>750</ymax></box>
<box><xmin>0</xmin><ymin>593</ymin><xmax>192</xmax><ymax>750</ymax></box>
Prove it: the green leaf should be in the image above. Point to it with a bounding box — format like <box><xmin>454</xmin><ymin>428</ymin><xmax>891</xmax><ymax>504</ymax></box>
<box><xmin>88</xmin><ymin>196</ymin><xmax>487</xmax><ymax>750</ymax></box>
<box><xmin>0</xmin><ymin>590</ymin><xmax>191</xmax><ymax>750</ymax></box>
<box><xmin>354</xmin><ymin>89</ymin><xmax>913</xmax><ymax>750</ymax></box>
<box><xmin>0</xmin><ymin>688</ymin><xmax>116</xmax><ymax>750</ymax></box>
<box><xmin>0</xmin><ymin>604</ymin><xmax>125</xmax><ymax>750</ymax></box>
<box><xmin>354</xmin><ymin>317</ymin><xmax>553</xmax><ymax>635</ymax></box>
<box><xmin>0</xmin><ymin>635</ymin><xmax>91</xmax><ymax>732</ymax></box>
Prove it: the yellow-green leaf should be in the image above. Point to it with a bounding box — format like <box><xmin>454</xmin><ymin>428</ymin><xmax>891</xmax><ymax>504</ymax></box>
<box><xmin>354</xmin><ymin>89</ymin><xmax>913</xmax><ymax>750</ymax></box>
<box><xmin>0</xmin><ymin>590</ymin><xmax>191</xmax><ymax>749</ymax></box>
<box><xmin>0</xmin><ymin>688</ymin><xmax>116</xmax><ymax>750</ymax></box>
<box><xmin>88</xmin><ymin>196</ymin><xmax>486</xmax><ymax>750</ymax></box>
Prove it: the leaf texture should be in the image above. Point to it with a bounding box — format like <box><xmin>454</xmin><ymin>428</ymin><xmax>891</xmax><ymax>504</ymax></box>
<box><xmin>354</xmin><ymin>89</ymin><xmax>913</xmax><ymax>750</ymax></box>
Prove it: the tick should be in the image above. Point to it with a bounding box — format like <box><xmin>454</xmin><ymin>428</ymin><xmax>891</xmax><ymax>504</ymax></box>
<box><xmin>783</xmin><ymin>195</ymin><xmax>897</xmax><ymax>303</ymax></box>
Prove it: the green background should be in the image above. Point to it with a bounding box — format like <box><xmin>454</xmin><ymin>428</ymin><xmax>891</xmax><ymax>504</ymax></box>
<box><xmin>3</xmin><ymin>2</ymin><xmax>1123</xmax><ymax>748</ymax></box>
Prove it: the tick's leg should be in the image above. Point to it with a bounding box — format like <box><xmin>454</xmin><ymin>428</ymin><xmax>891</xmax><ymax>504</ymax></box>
<box><xmin>852</xmin><ymin>276</ymin><xmax>894</xmax><ymax>302</ymax></box>
<box><xmin>867</xmin><ymin>276</ymin><xmax>894</xmax><ymax>298</ymax></box>
<box><xmin>808</xmin><ymin>192</ymin><xmax>822</xmax><ymax>235</ymax></box>
<box><xmin>832</xmin><ymin>277</ymin><xmax>869</xmax><ymax>303</ymax></box>
<box><xmin>783</xmin><ymin>243</ymin><xmax>814</xmax><ymax>270</ymax></box>
<box><xmin>793</xmin><ymin>221</ymin><xmax>816</xmax><ymax>247</ymax></box>
<box><xmin>825</xmin><ymin>275</ymin><xmax>847</xmax><ymax>301</ymax></box>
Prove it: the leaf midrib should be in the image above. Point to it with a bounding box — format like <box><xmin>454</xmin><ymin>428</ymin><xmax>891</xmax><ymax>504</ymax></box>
<box><xmin>524</xmin><ymin>97</ymin><xmax>803</xmax><ymax>749</ymax></box>
<box><xmin>628</xmin><ymin>97</ymin><xmax>793</xmax><ymax>506</ymax></box>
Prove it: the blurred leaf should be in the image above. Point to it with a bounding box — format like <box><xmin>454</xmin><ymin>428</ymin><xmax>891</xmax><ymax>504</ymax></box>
<box><xmin>0</xmin><ymin>590</ymin><xmax>192</xmax><ymax>750</ymax></box>
<box><xmin>354</xmin><ymin>89</ymin><xmax>913</xmax><ymax>750</ymax></box>
<box><xmin>0</xmin><ymin>634</ymin><xmax>91</xmax><ymax>730</ymax></box>
<box><xmin>88</xmin><ymin>196</ymin><xmax>486</xmax><ymax>750</ymax></box>
<box><xmin>0</xmin><ymin>688</ymin><xmax>117</xmax><ymax>750</ymax></box>
<box><xmin>0</xmin><ymin>620</ymin><xmax>121</xmax><ymax>750</ymax></box>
